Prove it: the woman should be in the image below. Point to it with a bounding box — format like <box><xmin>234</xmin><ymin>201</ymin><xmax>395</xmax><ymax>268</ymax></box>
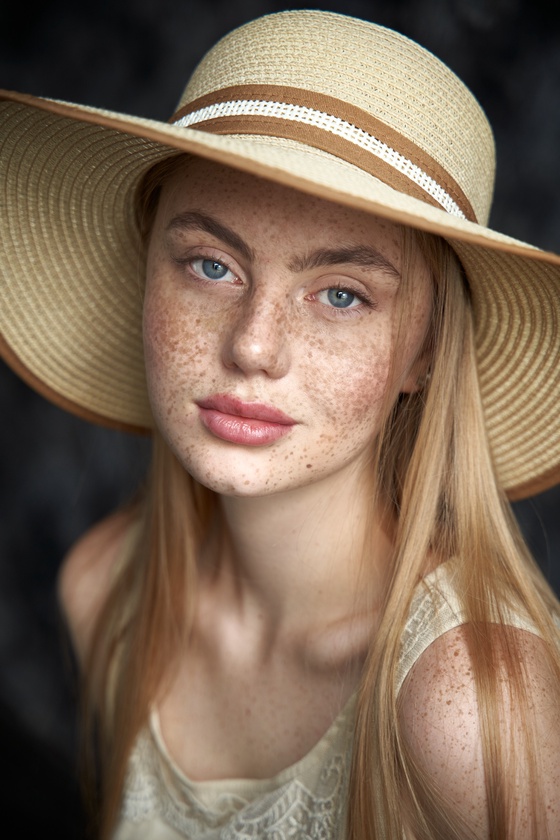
<box><xmin>1</xmin><ymin>10</ymin><xmax>559</xmax><ymax>839</ymax></box>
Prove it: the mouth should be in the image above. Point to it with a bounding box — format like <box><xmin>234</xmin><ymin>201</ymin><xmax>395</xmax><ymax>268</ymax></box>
<box><xmin>196</xmin><ymin>394</ymin><xmax>296</xmax><ymax>446</ymax></box>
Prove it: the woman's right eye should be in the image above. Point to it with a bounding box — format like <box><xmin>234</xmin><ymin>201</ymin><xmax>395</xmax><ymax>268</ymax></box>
<box><xmin>190</xmin><ymin>258</ymin><xmax>236</xmax><ymax>283</ymax></box>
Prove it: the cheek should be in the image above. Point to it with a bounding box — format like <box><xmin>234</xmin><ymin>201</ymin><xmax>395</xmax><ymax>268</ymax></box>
<box><xmin>143</xmin><ymin>286</ymin><xmax>214</xmax><ymax>416</ymax></box>
<box><xmin>302</xmin><ymin>328</ymin><xmax>392</xmax><ymax>430</ymax></box>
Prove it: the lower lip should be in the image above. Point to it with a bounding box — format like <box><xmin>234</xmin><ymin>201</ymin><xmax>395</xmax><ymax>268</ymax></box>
<box><xmin>198</xmin><ymin>408</ymin><xmax>294</xmax><ymax>446</ymax></box>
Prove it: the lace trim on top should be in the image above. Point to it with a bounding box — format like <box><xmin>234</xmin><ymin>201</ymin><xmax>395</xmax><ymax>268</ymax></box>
<box><xmin>119</xmin><ymin>693</ymin><xmax>355</xmax><ymax>838</ymax></box>
<box><xmin>396</xmin><ymin>561</ymin><xmax>540</xmax><ymax>693</ymax></box>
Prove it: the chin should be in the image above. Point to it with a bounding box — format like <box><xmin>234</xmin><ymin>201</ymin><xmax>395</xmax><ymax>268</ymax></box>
<box><xmin>176</xmin><ymin>451</ymin><xmax>315</xmax><ymax>499</ymax></box>
<box><xmin>190</xmin><ymin>473</ymin><xmax>280</xmax><ymax>499</ymax></box>
<box><xmin>172</xmin><ymin>453</ymin><xmax>273</xmax><ymax>498</ymax></box>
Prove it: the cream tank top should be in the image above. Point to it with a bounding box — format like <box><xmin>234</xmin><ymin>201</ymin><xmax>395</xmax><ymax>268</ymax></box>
<box><xmin>113</xmin><ymin>562</ymin><xmax>538</xmax><ymax>839</ymax></box>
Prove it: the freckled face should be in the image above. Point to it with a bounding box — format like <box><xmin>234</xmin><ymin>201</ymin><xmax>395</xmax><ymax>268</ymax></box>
<box><xmin>143</xmin><ymin>158</ymin><xmax>432</xmax><ymax>497</ymax></box>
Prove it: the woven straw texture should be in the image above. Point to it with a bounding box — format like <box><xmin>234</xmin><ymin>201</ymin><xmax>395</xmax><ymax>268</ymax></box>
<box><xmin>1</xmin><ymin>10</ymin><xmax>560</xmax><ymax>498</ymax></box>
<box><xmin>181</xmin><ymin>12</ymin><xmax>495</xmax><ymax>224</ymax></box>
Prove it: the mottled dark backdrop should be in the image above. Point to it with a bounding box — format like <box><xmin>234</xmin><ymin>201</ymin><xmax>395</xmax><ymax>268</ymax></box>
<box><xmin>1</xmin><ymin>0</ymin><xmax>559</xmax><ymax>835</ymax></box>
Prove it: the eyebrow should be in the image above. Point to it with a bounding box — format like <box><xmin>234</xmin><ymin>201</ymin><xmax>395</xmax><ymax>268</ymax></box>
<box><xmin>166</xmin><ymin>211</ymin><xmax>255</xmax><ymax>262</ymax></box>
<box><xmin>288</xmin><ymin>246</ymin><xmax>400</xmax><ymax>281</ymax></box>
<box><xmin>166</xmin><ymin>210</ymin><xmax>400</xmax><ymax>281</ymax></box>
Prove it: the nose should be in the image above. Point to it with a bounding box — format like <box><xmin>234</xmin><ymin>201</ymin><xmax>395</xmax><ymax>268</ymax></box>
<box><xmin>222</xmin><ymin>288</ymin><xmax>291</xmax><ymax>379</ymax></box>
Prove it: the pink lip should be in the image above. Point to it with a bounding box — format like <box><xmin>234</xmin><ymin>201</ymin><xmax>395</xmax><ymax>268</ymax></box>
<box><xmin>196</xmin><ymin>394</ymin><xmax>296</xmax><ymax>446</ymax></box>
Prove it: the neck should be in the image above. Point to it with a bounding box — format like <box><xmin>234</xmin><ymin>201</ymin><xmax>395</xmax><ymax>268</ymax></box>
<box><xmin>201</xmin><ymin>467</ymin><xmax>392</xmax><ymax>636</ymax></box>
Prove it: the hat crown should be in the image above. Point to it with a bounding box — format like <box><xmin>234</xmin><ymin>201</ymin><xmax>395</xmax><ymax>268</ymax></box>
<box><xmin>178</xmin><ymin>10</ymin><xmax>495</xmax><ymax>225</ymax></box>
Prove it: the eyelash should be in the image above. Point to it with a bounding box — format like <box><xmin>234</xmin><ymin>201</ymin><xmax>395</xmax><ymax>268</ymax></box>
<box><xmin>173</xmin><ymin>253</ymin><xmax>377</xmax><ymax>316</ymax></box>
<box><xmin>309</xmin><ymin>283</ymin><xmax>377</xmax><ymax>317</ymax></box>
<box><xmin>192</xmin><ymin>257</ymin><xmax>238</xmax><ymax>283</ymax></box>
<box><xmin>173</xmin><ymin>253</ymin><xmax>240</xmax><ymax>285</ymax></box>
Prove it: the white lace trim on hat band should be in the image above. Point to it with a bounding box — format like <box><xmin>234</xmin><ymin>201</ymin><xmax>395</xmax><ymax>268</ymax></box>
<box><xmin>173</xmin><ymin>99</ymin><xmax>466</xmax><ymax>220</ymax></box>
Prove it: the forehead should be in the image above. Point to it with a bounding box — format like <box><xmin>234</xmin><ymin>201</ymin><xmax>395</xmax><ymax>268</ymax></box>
<box><xmin>156</xmin><ymin>157</ymin><xmax>405</xmax><ymax>269</ymax></box>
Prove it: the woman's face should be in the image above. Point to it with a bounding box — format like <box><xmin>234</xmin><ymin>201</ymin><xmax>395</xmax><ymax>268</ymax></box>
<box><xmin>143</xmin><ymin>158</ymin><xmax>432</xmax><ymax>497</ymax></box>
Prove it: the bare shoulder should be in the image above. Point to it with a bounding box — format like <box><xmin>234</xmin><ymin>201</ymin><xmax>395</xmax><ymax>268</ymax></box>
<box><xmin>398</xmin><ymin>624</ymin><xmax>560</xmax><ymax>838</ymax></box>
<box><xmin>58</xmin><ymin>507</ymin><xmax>138</xmax><ymax>664</ymax></box>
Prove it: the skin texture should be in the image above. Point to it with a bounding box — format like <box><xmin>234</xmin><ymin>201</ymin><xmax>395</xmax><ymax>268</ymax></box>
<box><xmin>399</xmin><ymin>625</ymin><xmax>560</xmax><ymax>838</ymax></box>
<box><xmin>143</xmin><ymin>158</ymin><xmax>432</xmax><ymax>501</ymax></box>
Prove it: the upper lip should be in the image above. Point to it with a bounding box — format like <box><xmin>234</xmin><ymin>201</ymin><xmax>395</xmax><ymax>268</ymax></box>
<box><xmin>196</xmin><ymin>394</ymin><xmax>296</xmax><ymax>425</ymax></box>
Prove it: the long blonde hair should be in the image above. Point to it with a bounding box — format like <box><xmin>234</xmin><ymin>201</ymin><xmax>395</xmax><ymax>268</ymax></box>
<box><xmin>349</xmin><ymin>229</ymin><xmax>560</xmax><ymax>838</ymax></box>
<box><xmin>85</xmin><ymin>158</ymin><xmax>560</xmax><ymax>839</ymax></box>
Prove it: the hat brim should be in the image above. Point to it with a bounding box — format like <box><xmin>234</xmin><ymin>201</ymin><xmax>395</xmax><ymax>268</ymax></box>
<box><xmin>1</xmin><ymin>90</ymin><xmax>560</xmax><ymax>499</ymax></box>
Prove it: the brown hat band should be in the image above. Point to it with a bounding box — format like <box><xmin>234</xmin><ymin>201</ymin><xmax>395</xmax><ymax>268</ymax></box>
<box><xmin>171</xmin><ymin>84</ymin><xmax>477</xmax><ymax>223</ymax></box>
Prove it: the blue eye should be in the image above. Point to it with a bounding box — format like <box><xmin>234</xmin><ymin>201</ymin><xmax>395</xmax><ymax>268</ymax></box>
<box><xmin>317</xmin><ymin>288</ymin><xmax>361</xmax><ymax>309</ymax></box>
<box><xmin>190</xmin><ymin>258</ymin><xmax>235</xmax><ymax>282</ymax></box>
<box><xmin>328</xmin><ymin>289</ymin><xmax>355</xmax><ymax>308</ymax></box>
<box><xmin>202</xmin><ymin>259</ymin><xmax>229</xmax><ymax>279</ymax></box>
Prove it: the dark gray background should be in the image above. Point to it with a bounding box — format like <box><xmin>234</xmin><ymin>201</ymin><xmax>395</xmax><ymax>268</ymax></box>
<box><xmin>1</xmin><ymin>0</ymin><xmax>559</xmax><ymax>835</ymax></box>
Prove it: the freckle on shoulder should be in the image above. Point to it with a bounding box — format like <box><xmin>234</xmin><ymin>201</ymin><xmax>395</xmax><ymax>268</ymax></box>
<box><xmin>58</xmin><ymin>506</ymin><xmax>139</xmax><ymax>664</ymax></box>
<box><xmin>398</xmin><ymin>623</ymin><xmax>560</xmax><ymax>836</ymax></box>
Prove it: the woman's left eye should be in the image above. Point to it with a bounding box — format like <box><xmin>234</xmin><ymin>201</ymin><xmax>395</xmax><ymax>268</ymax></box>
<box><xmin>317</xmin><ymin>288</ymin><xmax>362</xmax><ymax>309</ymax></box>
<box><xmin>191</xmin><ymin>258</ymin><xmax>236</xmax><ymax>282</ymax></box>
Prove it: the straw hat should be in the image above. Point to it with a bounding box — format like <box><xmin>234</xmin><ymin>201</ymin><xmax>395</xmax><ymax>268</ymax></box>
<box><xmin>1</xmin><ymin>10</ymin><xmax>559</xmax><ymax>500</ymax></box>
